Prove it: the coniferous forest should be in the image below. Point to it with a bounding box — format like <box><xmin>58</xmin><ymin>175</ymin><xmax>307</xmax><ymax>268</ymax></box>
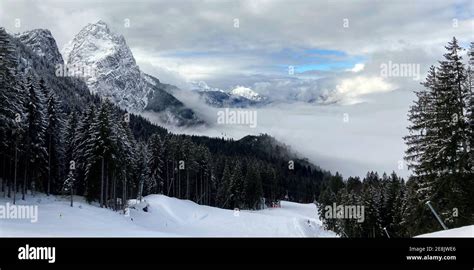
<box><xmin>1</xmin><ymin>25</ymin><xmax>473</xmax><ymax>237</ymax></box>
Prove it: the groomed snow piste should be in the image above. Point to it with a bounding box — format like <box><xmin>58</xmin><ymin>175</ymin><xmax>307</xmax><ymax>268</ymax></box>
<box><xmin>416</xmin><ymin>225</ymin><xmax>474</xmax><ymax>238</ymax></box>
<box><xmin>0</xmin><ymin>193</ymin><xmax>337</xmax><ymax>237</ymax></box>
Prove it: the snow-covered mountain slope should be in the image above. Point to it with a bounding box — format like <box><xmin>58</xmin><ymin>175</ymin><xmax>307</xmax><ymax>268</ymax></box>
<box><xmin>61</xmin><ymin>20</ymin><xmax>200</xmax><ymax>125</ymax></box>
<box><xmin>231</xmin><ymin>86</ymin><xmax>264</xmax><ymax>101</ymax></box>
<box><xmin>198</xmin><ymin>90</ymin><xmax>265</xmax><ymax>108</ymax></box>
<box><xmin>0</xmin><ymin>193</ymin><xmax>336</xmax><ymax>237</ymax></box>
<box><xmin>15</xmin><ymin>29</ymin><xmax>64</xmax><ymax>66</ymax></box>
<box><xmin>416</xmin><ymin>225</ymin><xmax>474</xmax><ymax>238</ymax></box>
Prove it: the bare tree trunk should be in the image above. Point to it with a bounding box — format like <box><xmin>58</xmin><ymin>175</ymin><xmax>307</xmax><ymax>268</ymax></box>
<box><xmin>166</xmin><ymin>160</ymin><xmax>169</xmax><ymax>196</ymax></box>
<box><xmin>168</xmin><ymin>160</ymin><xmax>175</xmax><ymax>196</ymax></box>
<box><xmin>100</xmin><ymin>157</ymin><xmax>104</xmax><ymax>207</ymax></box>
<box><xmin>138</xmin><ymin>178</ymin><xmax>143</xmax><ymax>202</ymax></box>
<box><xmin>178</xmin><ymin>166</ymin><xmax>181</xmax><ymax>198</ymax></box>
<box><xmin>122</xmin><ymin>176</ymin><xmax>127</xmax><ymax>212</ymax></box>
<box><xmin>113</xmin><ymin>171</ymin><xmax>117</xmax><ymax>211</ymax></box>
<box><xmin>105</xmin><ymin>162</ymin><xmax>109</xmax><ymax>208</ymax></box>
<box><xmin>13</xmin><ymin>141</ymin><xmax>17</xmax><ymax>204</ymax></box>
<box><xmin>186</xmin><ymin>170</ymin><xmax>189</xmax><ymax>199</ymax></box>
<box><xmin>22</xmin><ymin>159</ymin><xmax>27</xmax><ymax>201</ymax></box>
<box><xmin>195</xmin><ymin>176</ymin><xmax>198</xmax><ymax>202</ymax></box>
<box><xmin>47</xmin><ymin>134</ymin><xmax>51</xmax><ymax>196</ymax></box>
<box><xmin>7</xmin><ymin>159</ymin><xmax>11</xmax><ymax>198</ymax></box>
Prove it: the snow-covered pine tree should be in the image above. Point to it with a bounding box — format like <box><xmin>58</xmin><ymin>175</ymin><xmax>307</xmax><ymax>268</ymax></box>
<box><xmin>114</xmin><ymin>113</ymin><xmax>136</xmax><ymax>209</ymax></box>
<box><xmin>404</xmin><ymin>38</ymin><xmax>473</xmax><ymax>233</ymax></box>
<box><xmin>72</xmin><ymin>106</ymin><xmax>95</xmax><ymax>196</ymax></box>
<box><xmin>243</xmin><ymin>160</ymin><xmax>263</xmax><ymax>209</ymax></box>
<box><xmin>64</xmin><ymin>111</ymin><xmax>78</xmax><ymax>168</ymax></box>
<box><xmin>135</xmin><ymin>141</ymin><xmax>150</xmax><ymax>200</ymax></box>
<box><xmin>84</xmin><ymin>99</ymin><xmax>117</xmax><ymax>206</ymax></box>
<box><xmin>229</xmin><ymin>160</ymin><xmax>244</xmax><ymax>209</ymax></box>
<box><xmin>43</xmin><ymin>80</ymin><xmax>64</xmax><ymax>196</ymax></box>
<box><xmin>216</xmin><ymin>160</ymin><xmax>232</xmax><ymax>208</ymax></box>
<box><xmin>176</xmin><ymin>137</ymin><xmax>199</xmax><ymax>200</ymax></box>
<box><xmin>436</xmin><ymin>37</ymin><xmax>469</xmax><ymax>173</ymax></box>
<box><xmin>383</xmin><ymin>172</ymin><xmax>405</xmax><ymax>237</ymax></box>
<box><xmin>0</xmin><ymin>28</ymin><xmax>26</xmax><ymax>202</ymax></box>
<box><xmin>196</xmin><ymin>145</ymin><xmax>212</xmax><ymax>205</ymax></box>
<box><xmin>0</xmin><ymin>28</ymin><xmax>23</xmax><ymax>143</ymax></box>
<box><xmin>62</xmin><ymin>169</ymin><xmax>75</xmax><ymax>207</ymax></box>
<box><xmin>184</xmin><ymin>140</ymin><xmax>199</xmax><ymax>201</ymax></box>
<box><xmin>359</xmin><ymin>172</ymin><xmax>383</xmax><ymax>238</ymax></box>
<box><xmin>147</xmin><ymin>133</ymin><xmax>163</xmax><ymax>195</ymax></box>
<box><xmin>22</xmin><ymin>74</ymin><xmax>48</xmax><ymax>200</ymax></box>
<box><xmin>468</xmin><ymin>42</ymin><xmax>474</xmax><ymax>170</ymax></box>
<box><xmin>163</xmin><ymin>135</ymin><xmax>179</xmax><ymax>197</ymax></box>
<box><xmin>405</xmin><ymin>65</ymin><xmax>439</xmax><ymax>177</ymax></box>
<box><xmin>342</xmin><ymin>176</ymin><xmax>363</xmax><ymax>237</ymax></box>
<box><xmin>431</xmin><ymin>38</ymin><xmax>471</xmax><ymax>227</ymax></box>
<box><xmin>465</xmin><ymin>42</ymin><xmax>474</xmax><ymax>223</ymax></box>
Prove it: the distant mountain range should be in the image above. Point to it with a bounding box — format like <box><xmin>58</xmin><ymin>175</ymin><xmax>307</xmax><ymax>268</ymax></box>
<box><xmin>14</xmin><ymin>21</ymin><xmax>274</xmax><ymax>128</ymax></box>
<box><xmin>190</xmin><ymin>81</ymin><xmax>269</xmax><ymax>108</ymax></box>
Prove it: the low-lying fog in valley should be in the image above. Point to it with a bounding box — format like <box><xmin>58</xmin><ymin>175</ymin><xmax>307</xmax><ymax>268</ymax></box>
<box><xmin>143</xmin><ymin>88</ymin><xmax>414</xmax><ymax>178</ymax></box>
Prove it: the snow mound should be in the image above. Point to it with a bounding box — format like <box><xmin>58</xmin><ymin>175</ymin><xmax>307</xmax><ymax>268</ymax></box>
<box><xmin>416</xmin><ymin>225</ymin><xmax>474</xmax><ymax>238</ymax></box>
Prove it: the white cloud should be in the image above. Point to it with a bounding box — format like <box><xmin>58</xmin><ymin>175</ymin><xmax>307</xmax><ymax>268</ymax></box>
<box><xmin>349</xmin><ymin>63</ymin><xmax>365</xmax><ymax>73</ymax></box>
<box><xmin>330</xmin><ymin>76</ymin><xmax>395</xmax><ymax>104</ymax></box>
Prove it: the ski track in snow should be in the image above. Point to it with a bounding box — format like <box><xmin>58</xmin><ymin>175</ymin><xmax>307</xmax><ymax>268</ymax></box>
<box><xmin>0</xmin><ymin>193</ymin><xmax>337</xmax><ymax>237</ymax></box>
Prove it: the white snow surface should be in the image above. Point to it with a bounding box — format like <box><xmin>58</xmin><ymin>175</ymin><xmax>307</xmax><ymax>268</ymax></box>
<box><xmin>416</xmin><ymin>225</ymin><xmax>474</xmax><ymax>238</ymax></box>
<box><xmin>0</xmin><ymin>193</ymin><xmax>336</xmax><ymax>237</ymax></box>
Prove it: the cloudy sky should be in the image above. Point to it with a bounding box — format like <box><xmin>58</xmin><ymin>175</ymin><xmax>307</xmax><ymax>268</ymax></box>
<box><xmin>1</xmin><ymin>0</ymin><xmax>473</xmax><ymax>177</ymax></box>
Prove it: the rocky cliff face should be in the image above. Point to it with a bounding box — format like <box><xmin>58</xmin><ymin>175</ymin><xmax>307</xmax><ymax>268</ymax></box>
<box><xmin>16</xmin><ymin>29</ymin><xmax>64</xmax><ymax>66</ymax></box>
<box><xmin>61</xmin><ymin>20</ymin><xmax>200</xmax><ymax>125</ymax></box>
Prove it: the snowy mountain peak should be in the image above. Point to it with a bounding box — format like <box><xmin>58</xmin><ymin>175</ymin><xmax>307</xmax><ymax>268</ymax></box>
<box><xmin>61</xmin><ymin>21</ymin><xmax>200</xmax><ymax>125</ymax></box>
<box><xmin>62</xmin><ymin>20</ymin><xmax>134</xmax><ymax>66</ymax></box>
<box><xmin>231</xmin><ymin>86</ymin><xmax>263</xmax><ymax>101</ymax></box>
<box><xmin>62</xmin><ymin>20</ymin><xmax>145</xmax><ymax>111</ymax></box>
<box><xmin>16</xmin><ymin>29</ymin><xmax>64</xmax><ymax>66</ymax></box>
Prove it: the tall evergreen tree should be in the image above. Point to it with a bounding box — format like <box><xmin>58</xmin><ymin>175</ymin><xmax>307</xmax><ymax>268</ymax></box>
<box><xmin>44</xmin><ymin>86</ymin><xmax>63</xmax><ymax>195</ymax></box>
<box><xmin>84</xmin><ymin>100</ymin><xmax>117</xmax><ymax>206</ymax></box>
<box><xmin>64</xmin><ymin>111</ymin><xmax>78</xmax><ymax>168</ymax></box>
<box><xmin>244</xmin><ymin>161</ymin><xmax>263</xmax><ymax>209</ymax></box>
<box><xmin>404</xmin><ymin>38</ymin><xmax>474</xmax><ymax>234</ymax></box>
<box><xmin>22</xmin><ymin>75</ymin><xmax>47</xmax><ymax>200</ymax></box>
<box><xmin>147</xmin><ymin>133</ymin><xmax>163</xmax><ymax>194</ymax></box>
<box><xmin>0</xmin><ymin>28</ymin><xmax>25</xmax><ymax>203</ymax></box>
<box><xmin>229</xmin><ymin>160</ymin><xmax>244</xmax><ymax>209</ymax></box>
<box><xmin>134</xmin><ymin>141</ymin><xmax>150</xmax><ymax>200</ymax></box>
<box><xmin>216</xmin><ymin>160</ymin><xmax>232</xmax><ymax>208</ymax></box>
<box><xmin>72</xmin><ymin>106</ymin><xmax>95</xmax><ymax>196</ymax></box>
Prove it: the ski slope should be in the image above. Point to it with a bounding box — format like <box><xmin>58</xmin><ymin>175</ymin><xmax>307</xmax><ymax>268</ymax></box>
<box><xmin>0</xmin><ymin>193</ymin><xmax>336</xmax><ymax>237</ymax></box>
<box><xmin>416</xmin><ymin>225</ymin><xmax>474</xmax><ymax>238</ymax></box>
